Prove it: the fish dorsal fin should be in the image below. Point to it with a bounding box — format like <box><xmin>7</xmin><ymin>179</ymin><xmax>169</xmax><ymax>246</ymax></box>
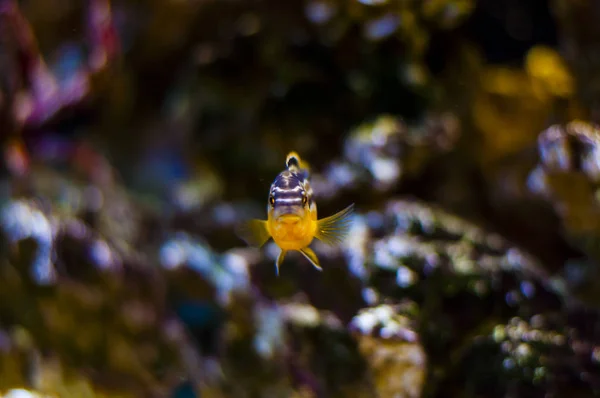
<box><xmin>285</xmin><ymin>151</ymin><xmax>311</xmax><ymax>177</ymax></box>
<box><xmin>236</xmin><ymin>219</ymin><xmax>271</xmax><ymax>248</ymax></box>
<box><xmin>300</xmin><ymin>247</ymin><xmax>322</xmax><ymax>271</ymax></box>
<box><xmin>286</xmin><ymin>151</ymin><xmax>301</xmax><ymax>169</ymax></box>
<box><xmin>315</xmin><ymin>203</ymin><xmax>355</xmax><ymax>246</ymax></box>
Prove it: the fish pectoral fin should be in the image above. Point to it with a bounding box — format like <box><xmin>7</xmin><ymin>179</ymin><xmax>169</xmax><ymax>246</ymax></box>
<box><xmin>315</xmin><ymin>203</ymin><xmax>355</xmax><ymax>246</ymax></box>
<box><xmin>235</xmin><ymin>219</ymin><xmax>271</xmax><ymax>248</ymax></box>
<box><xmin>300</xmin><ymin>247</ymin><xmax>322</xmax><ymax>271</ymax></box>
<box><xmin>275</xmin><ymin>249</ymin><xmax>287</xmax><ymax>276</ymax></box>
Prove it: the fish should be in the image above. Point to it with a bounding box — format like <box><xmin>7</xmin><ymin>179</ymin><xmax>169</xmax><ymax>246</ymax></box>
<box><xmin>236</xmin><ymin>151</ymin><xmax>355</xmax><ymax>275</ymax></box>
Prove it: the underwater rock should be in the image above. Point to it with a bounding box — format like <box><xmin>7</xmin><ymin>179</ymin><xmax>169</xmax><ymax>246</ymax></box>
<box><xmin>278</xmin><ymin>299</ymin><xmax>372</xmax><ymax>398</ymax></box>
<box><xmin>336</xmin><ymin>198</ymin><xmax>572</xmax><ymax>396</ymax></box>
<box><xmin>0</xmin><ymin>180</ymin><xmax>192</xmax><ymax>395</ymax></box>
<box><xmin>310</xmin><ymin>112</ymin><xmax>460</xmax><ymax>201</ymax></box>
<box><xmin>287</xmin><ymin>132</ymin><xmax>596</xmax><ymax>396</ymax></box>
<box><xmin>491</xmin><ymin>316</ymin><xmax>568</xmax><ymax>385</ymax></box>
<box><xmin>189</xmin><ymin>295</ymin><xmax>370</xmax><ymax>398</ymax></box>
<box><xmin>527</xmin><ymin>121</ymin><xmax>600</xmax><ymax>229</ymax></box>
<box><xmin>340</xmin><ymin>113</ymin><xmax>459</xmax><ymax>192</ymax></box>
<box><xmin>349</xmin><ymin>303</ymin><xmax>425</xmax><ymax>398</ymax></box>
<box><xmin>451</xmin><ymin>312</ymin><xmax>600</xmax><ymax>397</ymax></box>
<box><xmin>525</xmin><ymin>120</ymin><xmax>600</xmax><ymax>306</ymax></box>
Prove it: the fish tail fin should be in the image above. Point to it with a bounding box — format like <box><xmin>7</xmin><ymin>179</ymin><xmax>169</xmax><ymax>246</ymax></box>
<box><xmin>315</xmin><ymin>203</ymin><xmax>355</xmax><ymax>246</ymax></box>
<box><xmin>235</xmin><ymin>219</ymin><xmax>271</xmax><ymax>248</ymax></box>
<box><xmin>276</xmin><ymin>249</ymin><xmax>287</xmax><ymax>276</ymax></box>
<box><xmin>300</xmin><ymin>247</ymin><xmax>322</xmax><ymax>271</ymax></box>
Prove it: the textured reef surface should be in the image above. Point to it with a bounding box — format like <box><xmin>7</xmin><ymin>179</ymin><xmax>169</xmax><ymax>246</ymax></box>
<box><xmin>3</xmin><ymin>0</ymin><xmax>600</xmax><ymax>397</ymax></box>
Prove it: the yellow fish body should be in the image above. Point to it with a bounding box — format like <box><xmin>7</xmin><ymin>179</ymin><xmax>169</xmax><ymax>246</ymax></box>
<box><xmin>237</xmin><ymin>152</ymin><xmax>354</xmax><ymax>275</ymax></box>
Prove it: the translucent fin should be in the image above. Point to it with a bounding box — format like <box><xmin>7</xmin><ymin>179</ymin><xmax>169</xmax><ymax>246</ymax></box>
<box><xmin>235</xmin><ymin>219</ymin><xmax>271</xmax><ymax>248</ymax></box>
<box><xmin>275</xmin><ymin>249</ymin><xmax>287</xmax><ymax>276</ymax></box>
<box><xmin>315</xmin><ymin>203</ymin><xmax>355</xmax><ymax>246</ymax></box>
<box><xmin>300</xmin><ymin>247</ymin><xmax>322</xmax><ymax>271</ymax></box>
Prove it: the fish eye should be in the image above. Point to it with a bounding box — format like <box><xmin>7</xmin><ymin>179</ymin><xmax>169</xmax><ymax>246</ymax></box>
<box><xmin>270</xmin><ymin>196</ymin><xmax>275</xmax><ymax>206</ymax></box>
<box><xmin>302</xmin><ymin>195</ymin><xmax>308</xmax><ymax>206</ymax></box>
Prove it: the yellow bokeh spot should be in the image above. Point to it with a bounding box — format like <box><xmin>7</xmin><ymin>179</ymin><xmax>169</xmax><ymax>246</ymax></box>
<box><xmin>526</xmin><ymin>46</ymin><xmax>574</xmax><ymax>98</ymax></box>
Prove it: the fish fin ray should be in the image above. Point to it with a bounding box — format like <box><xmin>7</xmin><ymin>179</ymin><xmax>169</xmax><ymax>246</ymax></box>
<box><xmin>300</xmin><ymin>247</ymin><xmax>322</xmax><ymax>271</ymax></box>
<box><xmin>235</xmin><ymin>219</ymin><xmax>271</xmax><ymax>248</ymax></box>
<box><xmin>276</xmin><ymin>249</ymin><xmax>287</xmax><ymax>276</ymax></box>
<box><xmin>315</xmin><ymin>203</ymin><xmax>355</xmax><ymax>246</ymax></box>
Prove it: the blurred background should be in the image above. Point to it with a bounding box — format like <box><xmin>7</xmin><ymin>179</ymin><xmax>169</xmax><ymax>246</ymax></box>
<box><xmin>2</xmin><ymin>0</ymin><xmax>600</xmax><ymax>396</ymax></box>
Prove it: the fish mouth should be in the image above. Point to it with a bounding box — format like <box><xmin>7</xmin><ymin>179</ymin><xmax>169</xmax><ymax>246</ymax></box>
<box><xmin>276</xmin><ymin>214</ymin><xmax>302</xmax><ymax>224</ymax></box>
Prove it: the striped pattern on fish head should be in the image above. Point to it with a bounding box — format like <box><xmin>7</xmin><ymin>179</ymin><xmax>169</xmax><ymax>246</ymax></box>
<box><xmin>267</xmin><ymin>169</ymin><xmax>317</xmax><ymax>249</ymax></box>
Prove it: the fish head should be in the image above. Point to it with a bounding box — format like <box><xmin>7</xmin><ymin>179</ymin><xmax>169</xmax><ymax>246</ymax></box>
<box><xmin>267</xmin><ymin>170</ymin><xmax>317</xmax><ymax>245</ymax></box>
<box><xmin>268</xmin><ymin>171</ymin><xmax>311</xmax><ymax>220</ymax></box>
